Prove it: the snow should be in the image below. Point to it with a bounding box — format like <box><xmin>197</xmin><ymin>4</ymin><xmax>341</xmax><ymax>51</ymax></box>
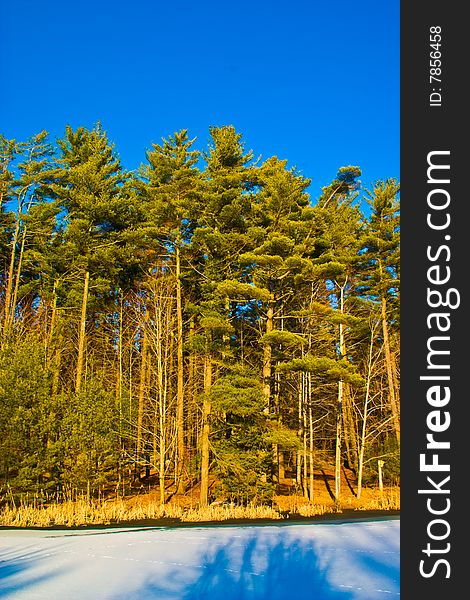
<box><xmin>0</xmin><ymin>518</ymin><xmax>399</xmax><ymax>599</ymax></box>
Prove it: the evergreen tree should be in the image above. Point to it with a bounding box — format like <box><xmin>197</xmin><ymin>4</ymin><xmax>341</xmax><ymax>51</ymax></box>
<box><xmin>359</xmin><ymin>179</ymin><xmax>400</xmax><ymax>443</ymax></box>
<box><xmin>139</xmin><ymin>129</ymin><xmax>201</xmax><ymax>493</ymax></box>
<box><xmin>51</xmin><ymin>123</ymin><xmax>138</xmax><ymax>391</ymax></box>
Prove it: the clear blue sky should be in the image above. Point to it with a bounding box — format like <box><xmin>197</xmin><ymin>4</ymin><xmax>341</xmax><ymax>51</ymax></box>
<box><xmin>0</xmin><ymin>0</ymin><xmax>399</xmax><ymax>208</ymax></box>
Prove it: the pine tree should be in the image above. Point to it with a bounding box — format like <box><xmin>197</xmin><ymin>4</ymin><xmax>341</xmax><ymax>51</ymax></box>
<box><xmin>359</xmin><ymin>179</ymin><xmax>400</xmax><ymax>443</ymax></box>
<box><xmin>1</xmin><ymin>131</ymin><xmax>56</xmax><ymax>335</ymax></box>
<box><xmin>51</xmin><ymin>123</ymin><xmax>136</xmax><ymax>391</ymax></box>
<box><xmin>139</xmin><ymin>129</ymin><xmax>201</xmax><ymax>493</ymax></box>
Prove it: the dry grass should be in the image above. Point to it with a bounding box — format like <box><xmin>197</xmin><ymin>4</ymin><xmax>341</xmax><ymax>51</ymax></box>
<box><xmin>274</xmin><ymin>485</ymin><xmax>399</xmax><ymax>514</ymax></box>
<box><xmin>0</xmin><ymin>499</ymin><xmax>281</xmax><ymax>528</ymax></box>
<box><xmin>341</xmin><ymin>487</ymin><xmax>400</xmax><ymax>511</ymax></box>
<box><xmin>0</xmin><ymin>485</ymin><xmax>399</xmax><ymax>528</ymax></box>
<box><xmin>0</xmin><ymin>499</ymin><xmax>176</xmax><ymax>528</ymax></box>
<box><xmin>292</xmin><ymin>504</ymin><xmax>332</xmax><ymax>517</ymax></box>
<box><xmin>181</xmin><ymin>504</ymin><xmax>281</xmax><ymax>522</ymax></box>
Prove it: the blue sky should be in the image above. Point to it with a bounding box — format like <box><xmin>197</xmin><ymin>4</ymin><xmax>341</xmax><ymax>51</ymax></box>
<box><xmin>0</xmin><ymin>0</ymin><xmax>399</xmax><ymax>209</ymax></box>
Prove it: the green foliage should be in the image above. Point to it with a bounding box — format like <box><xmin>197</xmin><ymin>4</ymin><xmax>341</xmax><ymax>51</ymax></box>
<box><xmin>210</xmin><ymin>374</ymin><xmax>264</xmax><ymax>417</ymax></box>
<box><xmin>216</xmin><ymin>280</ymin><xmax>271</xmax><ymax>302</ymax></box>
<box><xmin>277</xmin><ymin>355</ymin><xmax>364</xmax><ymax>386</ymax></box>
<box><xmin>259</xmin><ymin>329</ymin><xmax>306</xmax><ymax>348</ymax></box>
<box><xmin>262</xmin><ymin>421</ymin><xmax>300</xmax><ymax>449</ymax></box>
<box><xmin>0</xmin><ymin>333</ymin><xmax>55</xmax><ymax>493</ymax></box>
<box><xmin>0</xmin><ymin>124</ymin><xmax>400</xmax><ymax>503</ymax></box>
<box><xmin>60</xmin><ymin>379</ymin><xmax>119</xmax><ymax>492</ymax></box>
<box><xmin>213</xmin><ymin>444</ymin><xmax>274</xmax><ymax>505</ymax></box>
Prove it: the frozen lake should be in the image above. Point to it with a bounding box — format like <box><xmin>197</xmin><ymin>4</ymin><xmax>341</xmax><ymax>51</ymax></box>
<box><xmin>0</xmin><ymin>517</ymin><xmax>399</xmax><ymax>599</ymax></box>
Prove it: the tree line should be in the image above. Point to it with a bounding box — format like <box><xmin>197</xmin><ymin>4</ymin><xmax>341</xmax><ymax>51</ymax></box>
<box><xmin>0</xmin><ymin>123</ymin><xmax>400</xmax><ymax>506</ymax></box>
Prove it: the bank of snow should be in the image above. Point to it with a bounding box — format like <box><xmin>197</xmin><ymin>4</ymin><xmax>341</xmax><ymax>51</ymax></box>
<box><xmin>0</xmin><ymin>518</ymin><xmax>399</xmax><ymax>599</ymax></box>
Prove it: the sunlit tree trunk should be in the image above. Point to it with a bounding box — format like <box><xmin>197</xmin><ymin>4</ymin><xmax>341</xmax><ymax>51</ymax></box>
<box><xmin>302</xmin><ymin>399</ymin><xmax>308</xmax><ymax>498</ymax></box>
<box><xmin>296</xmin><ymin>373</ymin><xmax>303</xmax><ymax>489</ymax></box>
<box><xmin>262</xmin><ymin>304</ymin><xmax>274</xmax><ymax>413</ymax></box>
<box><xmin>9</xmin><ymin>224</ymin><xmax>28</xmax><ymax>329</ymax></box>
<box><xmin>136</xmin><ymin>309</ymin><xmax>149</xmax><ymax>463</ymax></box>
<box><xmin>334</xmin><ymin>280</ymin><xmax>346</xmax><ymax>500</ymax></box>
<box><xmin>3</xmin><ymin>215</ymin><xmax>21</xmax><ymax>334</ymax></box>
<box><xmin>357</xmin><ymin>323</ymin><xmax>377</xmax><ymax>498</ymax></box>
<box><xmin>381</xmin><ymin>295</ymin><xmax>400</xmax><ymax>443</ymax></box>
<box><xmin>175</xmin><ymin>244</ymin><xmax>186</xmax><ymax>494</ymax></box>
<box><xmin>343</xmin><ymin>384</ymin><xmax>358</xmax><ymax>470</ymax></box>
<box><xmin>75</xmin><ymin>270</ymin><xmax>89</xmax><ymax>392</ymax></box>
<box><xmin>308</xmin><ymin>375</ymin><xmax>314</xmax><ymax>501</ymax></box>
<box><xmin>199</xmin><ymin>352</ymin><xmax>212</xmax><ymax>507</ymax></box>
<box><xmin>154</xmin><ymin>301</ymin><xmax>168</xmax><ymax>505</ymax></box>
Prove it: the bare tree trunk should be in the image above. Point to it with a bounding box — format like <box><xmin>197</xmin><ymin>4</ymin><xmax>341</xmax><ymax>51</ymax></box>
<box><xmin>334</xmin><ymin>380</ymin><xmax>343</xmax><ymax>500</ymax></box>
<box><xmin>381</xmin><ymin>296</ymin><xmax>400</xmax><ymax>443</ymax></box>
<box><xmin>302</xmin><ymin>399</ymin><xmax>308</xmax><ymax>498</ymax></box>
<box><xmin>357</xmin><ymin>324</ymin><xmax>376</xmax><ymax>499</ymax></box>
<box><xmin>262</xmin><ymin>304</ymin><xmax>273</xmax><ymax>414</ymax></box>
<box><xmin>10</xmin><ymin>223</ymin><xmax>28</xmax><ymax>328</ymax></box>
<box><xmin>199</xmin><ymin>353</ymin><xmax>212</xmax><ymax>507</ymax></box>
<box><xmin>334</xmin><ymin>280</ymin><xmax>346</xmax><ymax>500</ymax></box>
<box><xmin>116</xmin><ymin>295</ymin><xmax>124</xmax><ymax>489</ymax></box>
<box><xmin>117</xmin><ymin>295</ymin><xmax>124</xmax><ymax>437</ymax></box>
<box><xmin>308</xmin><ymin>374</ymin><xmax>314</xmax><ymax>501</ymax></box>
<box><xmin>136</xmin><ymin>310</ymin><xmax>149</xmax><ymax>461</ymax></box>
<box><xmin>3</xmin><ymin>217</ymin><xmax>21</xmax><ymax>334</ymax></box>
<box><xmin>154</xmin><ymin>302</ymin><xmax>168</xmax><ymax>505</ymax></box>
<box><xmin>296</xmin><ymin>373</ymin><xmax>303</xmax><ymax>489</ymax></box>
<box><xmin>175</xmin><ymin>245</ymin><xmax>186</xmax><ymax>494</ymax></box>
<box><xmin>75</xmin><ymin>270</ymin><xmax>89</xmax><ymax>393</ymax></box>
<box><xmin>187</xmin><ymin>316</ymin><xmax>197</xmax><ymax>457</ymax></box>
<box><xmin>158</xmin><ymin>337</ymin><xmax>169</xmax><ymax>505</ymax></box>
<box><xmin>343</xmin><ymin>384</ymin><xmax>358</xmax><ymax>470</ymax></box>
<box><xmin>378</xmin><ymin>460</ymin><xmax>384</xmax><ymax>492</ymax></box>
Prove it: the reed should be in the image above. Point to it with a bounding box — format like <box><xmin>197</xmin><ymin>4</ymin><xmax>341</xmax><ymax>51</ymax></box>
<box><xmin>0</xmin><ymin>486</ymin><xmax>399</xmax><ymax>528</ymax></box>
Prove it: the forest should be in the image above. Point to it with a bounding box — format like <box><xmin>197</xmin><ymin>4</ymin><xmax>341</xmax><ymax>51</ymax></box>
<box><xmin>0</xmin><ymin>123</ymin><xmax>399</xmax><ymax>511</ymax></box>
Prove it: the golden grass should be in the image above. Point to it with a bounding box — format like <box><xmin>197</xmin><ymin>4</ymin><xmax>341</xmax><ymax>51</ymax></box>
<box><xmin>0</xmin><ymin>486</ymin><xmax>399</xmax><ymax>528</ymax></box>
<box><xmin>0</xmin><ymin>499</ymin><xmax>173</xmax><ymax>528</ymax></box>
<box><xmin>181</xmin><ymin>505</ymin><xmax>282</xmax><ymax>522</ymax></box>
<box><xmin>342</xmin><ymin>487</ymin><xmax>400</xmax><ymax>511</ymax></box>
<box><xmin>0</xmin><ymin>499</ymin><xmax>280</xmax><ymax>528</ymax></box>
<box><xmin>292</xmin><ymin>504</ymin><xmax>332</xmax><ymax>517</ymax></box>
<box><xmin>274</xmin><ymin>485</ymin><xmax>400</xmax><ymax>514</ymax></box>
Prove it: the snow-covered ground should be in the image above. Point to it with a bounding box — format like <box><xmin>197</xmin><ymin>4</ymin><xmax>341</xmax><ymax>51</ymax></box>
<box><xmin>0</xmin><ymin>517</ymin><xmax>399</xmax><ymax>599</ymax></box>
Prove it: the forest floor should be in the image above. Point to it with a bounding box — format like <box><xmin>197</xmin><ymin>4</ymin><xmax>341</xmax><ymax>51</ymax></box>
<box><xmin>0</xmin><ymin>466</ymin><xmax>399</xmax><ymax>528</ymax></box>
<box><xmin>125</xmin><ymin>466</ymin><xmax>399</xmax><ymax>521</ymax></box>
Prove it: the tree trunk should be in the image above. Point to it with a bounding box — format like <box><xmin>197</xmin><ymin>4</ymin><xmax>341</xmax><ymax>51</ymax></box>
<box><xmin>302</xmin><ymin>400</ymin><xmax>308</xmax><ymax>498</ymax></box>
<box><xmin>3</xmin><ymin>216</ymin><xmax>21</xmax><ymax>334</ymax></box>
<box><xmin>137</xmin><ymin>310</ymin><xmax>149</xmax><ymax>462</ymax></box>
<box><xmin>357</xmin><ymin>325</ymin><xmax>375</xmax><ymax>499</ymax></box>
<box><xmin>199</xmin><ymin>353</ymin><xmax>212</xmax><ymax>507</ymax></box>
<box><xmin>75</xmin><ymin>270</ymin><xmax>89</xmax><ymax>393</ymax></box>
<box><xmin>381</xmin><ymin>296</ymin><xmax>400</xmax><ymax>443</ymax></box>
<box><xmin>116</xmin><ymin>295</ymin><xmax>124</xmax><ymax>487</ymax></box>
<box><xmin>308</xmin><ymin>376</ymin><xmax>314</xmax><ymax>501</ymax></box>
<box><xmin>8</xmin><ymin>224</ymin><xmax>28</xmax><ymax>331</ymax></box>
<box><xmin>262</xmin><ymin>304</ymin><xmax>273</xmax><ymax>414</ymax></box>
<box><xmin>296</xmin><ymin>373</ymin><xmax>303</xmax><ymax>489</ymax></box>
<box><xmin>187</xmin><ymin>316</ymin><xmax>197</xmax><ymax>456</ymax></box>
<box><xmin>334</xmin><ymin>380</ymin><xmax>343</xmax><ymax>500</ymax></box>
<box><xmin>154</xmin><ymin>302</ymin><xmax>168</xmax><ymax>505</ymax></box>
<box><xmin>334</xmin><ymin>281</ymin><xmax>346</xmax><ymax>500</ymax></box>
<box><xmin>342</xmin><ymin>384</ymin><xmax>358</xmax><ymax>470</ymax></box>
<box><xmin>175</xmin><ymin>245</ymin><xmax>186</xmax><ymax>494</ymax></box>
